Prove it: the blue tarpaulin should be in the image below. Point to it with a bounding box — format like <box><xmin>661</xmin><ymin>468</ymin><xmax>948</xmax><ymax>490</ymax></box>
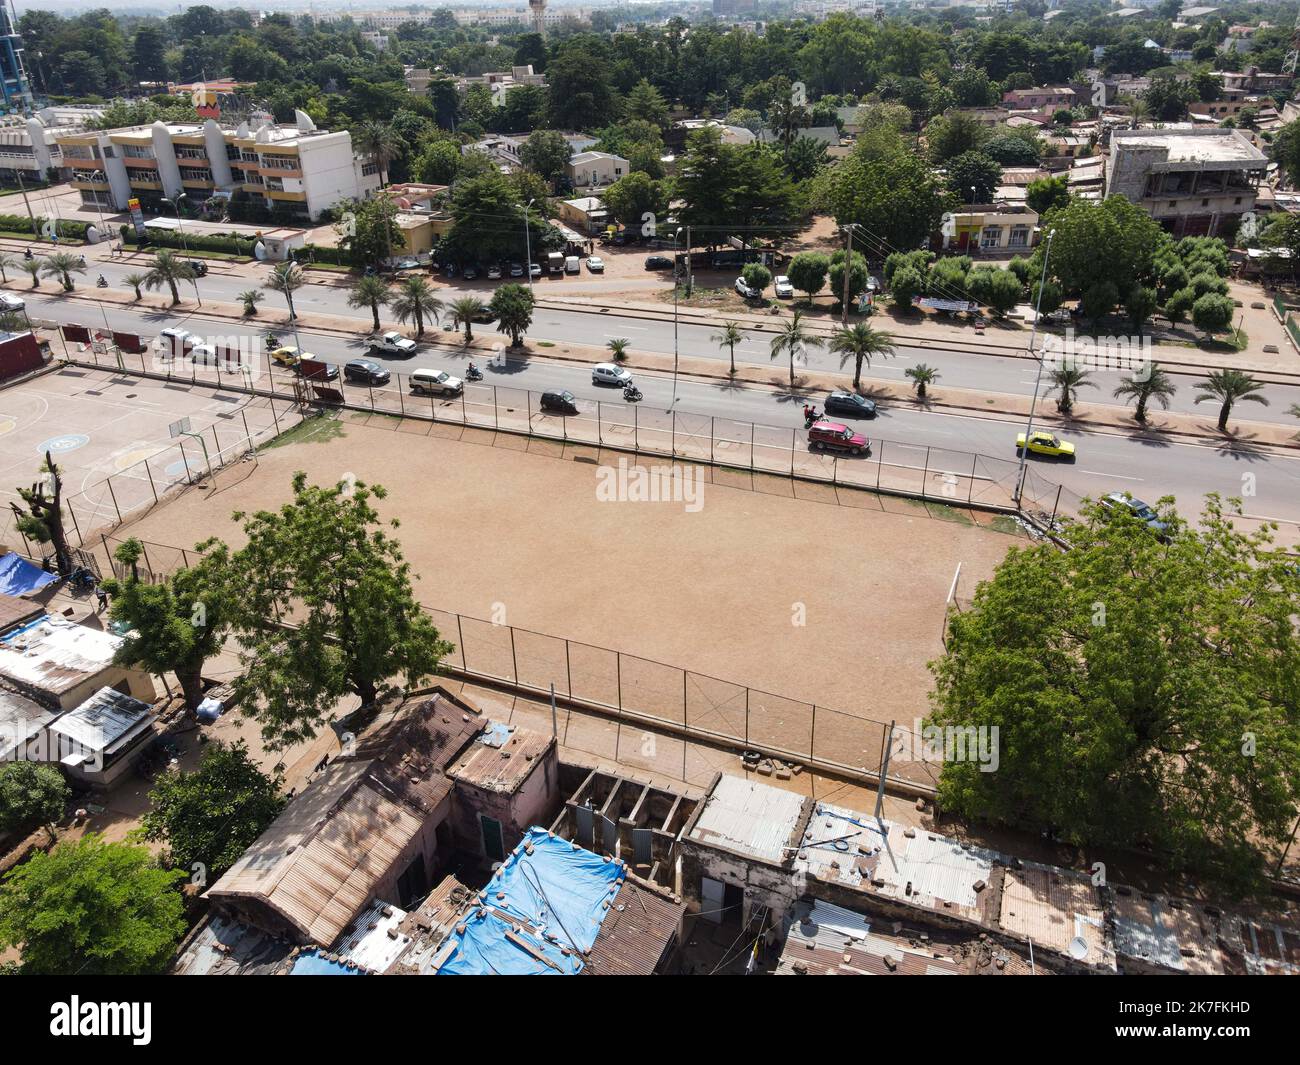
<box><xmin>290</xmin><ymin>949</ymin><xmax>363</xmax><ymax>975</ymax></box>
<box><xmin>437</xmin><ymin>827</ymin><xmax>624</xmax><ymax>976</ymax></box>
<box><xmin>0</xmin><ymin>553</ymin><xmax>56</xmax><ymax>598</ymax></box>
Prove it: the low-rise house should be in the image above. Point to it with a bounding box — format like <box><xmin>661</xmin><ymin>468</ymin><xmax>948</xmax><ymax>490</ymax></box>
<box><xmin>45</xmin><ymin>686</ymin><xmax>154</xmax><ymax>790</ymax></box>
<box><xmin>0</xmin><ymin>687</ymin><xmax>56</xmax><ymax>764</ymax></box>
<box><xmin>941</xmin><ymin>203</ymin><xmax>1039</xmax><ymax>253</ymax></box>
<box><xmin>566</xmin><ymin>151</ymin><xmax>629</xmax><ymax>190</ymax></box>
<box><xmin>673</xmin><ymin>118</ymin><xmax>756</xmax><ymax>146</ymax></box>
<box><xmin>1003</xmin><ymin>86</ymin><xmax>1077</xmax><ymax>111</ymax></box>
<box><xmin>0</xmin><ymin>614</ymin><xmax>156</xmax><ymax>712</ymax></box>
<box><xmin>559</xmin><ymin>196</ymin><xmax>608</xmax><ymax>235</ymax></box>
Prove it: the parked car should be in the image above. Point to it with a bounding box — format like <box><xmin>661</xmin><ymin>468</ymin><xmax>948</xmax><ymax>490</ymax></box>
<box><xmin>344</xmin><ymin>359</ymin><xmax>391</xmax><ymax>386</ymax></box>
<box><xmin>487</xmin><ymin>264</ymin><xmax>503</xmax><ymax>280</ymax></box>
<box><xmin>369</xmin><ymin>331</ymin><xmax>417</xmax><ymax>357</ymax></box>
<box><xmin>808</xmin><ymin>420</ymin><xmax>870</xmax><ymax>456</ymax></box>
<box><xmin>1099</xmin><ymin>492</ymin><xmax>1169</xmax><ymax>538</ymax></box>
<box><xmin>564</xmin><ymin>255</ymin><xmax>581</xmax><ymax>274</ymax></box>
<box><xmin>409</xmin><ymin>368</ymin><xmax>463</xmax><ymax>395</ymax></box>
<box><xmin>586</xmin><ymin>256</ymin><xmax>605</xmax><ymax>273</ymax></box>
<box><xmin>773</xmin><ymin>275</ymin><xmax>794</xmax><ymax>299</ymax></box>
<box><xmin>444</xmin><ymin>263</ymin><xmax>458</xmax><ymax>279</ymax></box>
<box><xmin>462</xmin><ymin>264</ymin><xmax>479</xmax><ymax>281</ymax></box>
<box><xmin>0</xmin><ymin>293</ymin><xmax>25</xmax><ymax>312</ymax></box>
<box><xmin>472</xmin><ymin>304</ymin><xmax>496</xmax><ymax>324</ymax></box>
<box><xmin>540</xmin><ymin>389</ymin><xmax>579</xmax><ymax>415</ymax></box>
<box><xmin>1016</xmin><ymin>430</ymin><xmax>1075</xmax><ymax>459</ymax></box>
<box><xmin>825</xmin><ymin>391</ymin><xmax>877</xmax><ymax>418</ymax></box>
<box><xmin>528</xmin><ymin>262</ymin><xmax>542</xmax><ymax>278</ymax></box>
<box><xmin>509</xmin><ymin>262</ymin><xmax>525</xmax><ymax>278</ymax></box>
<box><xmin>645</xmin><ymin>255</ymin><xmax>673</xmax><ymax>271</ymax></box>
<box><xmin>269</xmin><ymin>346</ymin><xmax>302</xmax><ymax>368</ymax></box>
<box><xmin>393</xmin><ymin>257</ymin><xmax>422</xmax><ymax>271</ymax></box>
<box><xmin>592</xmin><ymin>362</ymin><xmax>633</xmax><ymax>387</ymax></box>
<box><xmin>734</xmin><ymin>277</ymin><xmax>760</xmax><ymax>300</ymax></box>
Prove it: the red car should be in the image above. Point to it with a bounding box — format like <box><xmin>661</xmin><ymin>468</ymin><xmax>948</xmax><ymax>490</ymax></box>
<box><xmin>808</xmin><ymin>420</ymin><xmax>870</xmax><ymax>456</ymax></box>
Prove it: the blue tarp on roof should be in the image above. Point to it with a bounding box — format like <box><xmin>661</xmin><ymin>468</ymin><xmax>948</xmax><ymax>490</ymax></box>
<box><xmin>0</xmin><ymin>553</ymin><xmax>56</xmax><ymax>598</ymax></box>
<box><xmin>436</xmin><ymin>827</ymin><xmax>625</xmax><ymax>976</ymax></box>
<box><xmin>290</xmin><ymin>949</ymin><xmax>363</xmax><ymax>975</ymax></box>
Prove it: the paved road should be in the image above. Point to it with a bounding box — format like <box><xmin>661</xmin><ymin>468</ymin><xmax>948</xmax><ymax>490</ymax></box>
<box><xmin>26</xmin><ymin>293</ymin><xmax>1300</xmax><ymax>535</ymax></box>
<box><xmin>66</xmin><ymin>256</ymin><xmax>1300</xmax><ymax>429</ymax></box>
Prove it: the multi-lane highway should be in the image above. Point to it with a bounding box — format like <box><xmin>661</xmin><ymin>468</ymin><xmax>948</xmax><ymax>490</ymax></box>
<box><xmin>20</xmin><ymin>287</ymin><xmax>1300</xmax><ymax>537</ymax></box>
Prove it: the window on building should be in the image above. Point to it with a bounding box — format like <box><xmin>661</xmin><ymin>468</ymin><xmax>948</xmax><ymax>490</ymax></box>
<box><xmin>981</xmin><ymin>227</ymin><xmax>1002</xmax><ymax>249</ymax></box>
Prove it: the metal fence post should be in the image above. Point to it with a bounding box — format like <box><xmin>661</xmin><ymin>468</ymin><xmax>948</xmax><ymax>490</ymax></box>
<box><xmin>456</xmin><ymin>613</ymin><xmax>466</xmax><ymax>669</ymax></box>
<box><xmin>144</xmin><ymin>459</ymin><xmax>158</xmax><ymax>503</ymax></box>
<box><xmin>921</xmin><ymin>446</ymin><xmax>930</xmax><ymax>500</ymax></box>
<box><xmin>616</xmin><ymin>653</ymin><xmax>622</xmax><ymax>710</ymax></box>
<box><xmin>876</xmin><ymin>440</ymin><xmax>883</xmax><ymax>489</ymax></box>
<box><xmin>1051</xmin><ymin>484</ymin><xmax>1062</xmax><ymax>524</ymax></box>
<box><xmin>565</xmin><ymin>639</ymin><xmax>572</xmax><ymax>697</ymax></box>
<box><xmin>510</xmin><ymin>626</ymin><xmax>519</xmax><ymax>684</ymax></box>
<box><xmin>968</xmin><ymin>453</ymin><xmax>976</xmax><ymax>504</ymax></box>
<box><xmin>106</xmin><ymin>476</ymin><xmax>122</xmax><ymax>524</ymax></box>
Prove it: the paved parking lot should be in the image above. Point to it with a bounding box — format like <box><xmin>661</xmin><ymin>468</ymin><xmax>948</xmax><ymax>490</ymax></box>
<box><xmin>0</xmin><ymin>365</ymin><xmax>291</xmax><ymax>550</ymax></box>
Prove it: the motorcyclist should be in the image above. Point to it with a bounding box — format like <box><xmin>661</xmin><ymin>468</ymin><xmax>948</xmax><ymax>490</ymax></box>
<box><xmin>23</xmin><ymin>248</ymin><xmax>32</xmax><ymax>261</ymax></box>
<box><xmin>97</xmin><ymin>274</ymin><xmax>107</xmax><ymax>287</ymax></box>
<box><xmin>466</xmin><ymin>361</ymin><xmax>480</xmax><ymax>378</ymax></box>
<box><xmin>78</xmin><ymin>254</ymin><xmax>87</xmax><ymax>267</ymax></box>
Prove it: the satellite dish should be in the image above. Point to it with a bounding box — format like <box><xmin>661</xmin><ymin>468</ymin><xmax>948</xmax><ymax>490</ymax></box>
<box><xmin>1068</xmin><ymin>936</ymin><xmax>1089</xmax><ymax>960</ymax></box>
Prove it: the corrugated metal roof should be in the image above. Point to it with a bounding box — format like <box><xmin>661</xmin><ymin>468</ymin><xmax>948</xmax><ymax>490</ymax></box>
<box><xmin>0</xmin><ymin>687</ymin><xmax>55</xmax><ymax>754</ymax></box>
<box><xmin>584</xmin><ymin>878</ymin><xmax>683</xmax><ymax>977</ymax></box>
<box><xmin>48</xmin><ymin>686</ymin><xmax>152</xmax><ymax>755</ymax></box>
<box><xmin>447</xmin><ymin>721</ymin><xmax>552</xmax><ymax>794</ymax></box>
<box><xmin>775</xmin><ymin>900</ymin><xmax>963</xmax><ymax>976</ymax></box>
<box><xmin>999</xmin><ymin>861</ymin><xmax>1114</xmax><ymax>970</ymax></box>
<box><xmin>1112</xmin><ymin>891</ymin><xmax>1223</xmax><ymax>975</ymax></box>
<box><xmin>334</xmin><ymin>898</ymin><xmax>412</xmax><ymax>973</ymax></box>
<box><xmin>0</xmin><ymin>616</ymin><xmax>123</xmax><ymax>696</ymax></box>
<box><xmin>688</xmin><ymin>775</ymin><xmax>807</xmax><ymax>864</ymax></box>
<box><xmin>0</xmin><ymin>592</ymin><xmax>43</xmax><ymax>636</ymax></box>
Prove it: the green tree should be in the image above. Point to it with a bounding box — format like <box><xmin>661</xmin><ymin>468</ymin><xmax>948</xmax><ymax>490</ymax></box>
<box><xmin>0</xmin><ymin>834</ymin><xmax>186</xmax><ymax>975</ymax></box>
<box><xmin>1165</xmin><ymin>285</ymin><xmax>1196</xmax><ymax>326</ymax></box>
<box><xmin>353</xmin><ymin>119</ymin><xmax>401</xmax><ymax>185</ymax></box>
<box><xmin>741</xmin><ymin>262</ymin><xmax>772</xmax><ymax>295</ymax></box>
<box><xmin>143</xmin><ymin>249</ymin><xmax>195</xmax><ymax>306</ymax></box>
<box><xmin>546</xmin><ymin>41</ymin><xmax>617</xmax><ymax>129</ymax></box>
<box><xmin>238</xmin><ymin>288</ymin><xmax>263</xmax><ymax>317</ymax></box>
<box><xmin>890</xmin><ymin>265</ymin><xmax>926</xmax><ymax>310</ymax></box>
<box><xmin>0</xmin><ymin>762</ymin><xmax>68</xmax><ymax>837</ymax></box>
<box><xmin>41</xmin><ymin>252</ymin><xmax>86</xmax><ymax>292</ymax></box>
<box><xmin>929</xmin><ymin>494</ymin><xmax>1300</xmax><ymax>891</ymax></box>
<box><xmin>141</xmin><ymin>740</ymin><xmax>285</xmax><ymax>880</ymax></box>
<box><xmin>20</xmin><ymin>257</ymin><xmax>41</xmax><ymax>288</ymax></box>
<box><xmin>337</xmin><ymin>196</ymin><xmax>401</xmax><ymax>267</ymax></box>
<box><xmin>0</xmin><ymin>253</ymin><xmax>17</xmax><ymax>284</ymax></box>
<box><xmin>1026</xmin><ymin>175</ymin><xmax>1069</xmax><ymax>216</ymax></box>
<box><xmin>712</xmin><ymin>320</ymin><xmax>744</xmax><ymax>376</ymax></box>
<box><xmin>624</xmin><ymin>78</ymin><xmax>670</xmax><ymax>131</ymax></box>
<box><xmin>445</xmin><ymin>173</ymin><xmax>537</xmax><ymax>264</ymax></box>
<box><xmin>828</xmin><ymin>322</ymin><xmax>895</xmax><ymax>390</ymax></box>
<box><xmin>265</xmin><ymin>261</ymin><xmax>306</xmax><ymax>320</ymax></box>
<box><xmin>1037</xmin><ymin>196</ymin><xmax>1166</xmax><ymax>302</ymax></box>
<box><xmin>946</xmin><ymin>150</ymin><xmax>1001</xmax><ymax>203</ymax></box>
<box><xmin>490</xmin><ymin>283</ymin><xmax>534</xmax><ymax>347</ymax></box>
<box><xmin>925</xmin><ymin>111</ymin><xmax>989</xmax><ymax>162</ymax></box>
<box><xmin>677</xmin><ymin>128</ymin><xmax>805</xmax><ymax>241</ymax></box>
<box><xmin>1194</xmin><ymin>369</ymin><xmax>1268</xmax><ymax>431</ymax></box>
<box><xmin>905</xmin><ymin>363</ymin><xmax>940</xmax><ymax>398</ymax></box>
<box><xmin>449</xmin><ymin>296</ymin><xmax>485</xmax><ymax>343</ymax></box>
<box><xmin>787</xmin><ymin>251</ymin><xmax>830</xmax><ymax>303</ymax></box>
<box><xmin>1191</xmin><ymin>292</ymin><xmax>1235</xmax><ymax>339</ymax></box>
<box><xmin>1047</xmin><ymin>365</ymin><xmax>1094</xmax><ymax>415</ymax></box>
<box><xmin>1125</xmin><ymin>284</ymin><xmax>1158</xmax><ymax>336</ymax></box>
<box><xmin>348</xmin><ymin>275</ymin><xmax>393</xmax><ymax>333</ymax></box>
<box><xmin>518</xmin><ymin>129</ymin><xmax>572</xmax><ymax>186</ymax></box>
<box><xmin>100</xmin><ymin>537</ymin><xmax>234</xmax><ymax>712</ymax></box>
<box><xmin>602</xmin><ymin>172</ymin><xmax>668</xmax><ymax>228</ymax></box>
<box><xmin>769</xmin><ymin>309</ymin><xmax>824</xmax><ymax>388</ymax></box>
<box><xmin>391</xmin><ymin>276</ymin><xmax>444</xmax><ymax>338</ymax></box>
<box><xmin>224</xmin><ymin>473</ymin><xmax>454</xmax><ymax>748</ymax></box>
<box><xmin>1114</xmin><ymin>363</ymin><xmax>1178</xmax><ymax>424</ymax></box>
<box><xmin>968</xmin><ymin>267</ymin><xmax>1023</xmax><ymax>317</ymax></box>
<box><xmin>11</xmin><ymin>451</ymin><xmax>72</xmax><ymax>575</ymax></box>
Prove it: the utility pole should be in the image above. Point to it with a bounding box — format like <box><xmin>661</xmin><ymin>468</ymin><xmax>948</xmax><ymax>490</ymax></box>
<box><xmin>840</xmin><ymin>224</ymin><xmax>853</xmax><ymax>326</ymax></box>
<box><xmin>524</xmin><ymin>199</ymin><xmax>534</xmax><ymax>293</ymax></box>
<box><xmin>1012</xmin><ymin>228</ymin><xmax>1056</xmax><ymax>506</ymax></box>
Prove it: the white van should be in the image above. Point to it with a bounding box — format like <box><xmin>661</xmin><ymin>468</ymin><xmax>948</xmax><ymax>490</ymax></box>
<box><xmin>564</xmin><ymin>255</ymin><xmax>580</xmax><ymax>274</ymax></box>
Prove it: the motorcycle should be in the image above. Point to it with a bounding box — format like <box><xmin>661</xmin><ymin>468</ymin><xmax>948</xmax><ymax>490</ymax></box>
<box><xmin>96</xmin><ymin>274</ymin><xmax>108</xmax><ymax>288</ymax></box>
<box><xmin>803</xmin><ymin>406</ymin><xmax>822</xmax><ymax>429</ymax></box>
<box><xmin>465</xmin><ymin>364</ymin><xmax>483</xmax><ymax>382</ymax></box>
<box><xmin>22</xmin><ymin>248</ymin><xmax>32</xmax><ymax>261</ymax></box>
<box><xmin>623</xmin><ymin>384</ymin><xmax>643</xmax><ymax>402</ymax></box>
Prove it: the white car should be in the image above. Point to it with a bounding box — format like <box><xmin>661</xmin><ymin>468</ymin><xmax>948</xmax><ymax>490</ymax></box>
<box><xmin>529</xmin><ymin>262</ymin><xmax>542</xmax><ymax>278</ymax></box>
<box><xmin>157</xmin><ymin>327</ymin><xmax>195</xmax><ymax>359</ymax></box>
<box><xmin>487</xmin><ymin>264</ymin><xmax>503</xmax><ymax>280</ymax></box>
<box><xmin>734</xmin><ymin>277</ymin><xmax>760</xmax><ymax>300</ymax></box>
<box><xmin>586</xmin><ymin>256</ymin><xmax>605</xmax><ymax>273</ymax></box>
<box><xmin>0</xmin><ymin>293</ymin><xmax>25</xmax><ymax>313</ymax></box>
<box><xmin>370</xmin><ymin>330</ymin><xmax>417</xmax><ymax>357</ymax></box>
<box><xmin>774</xmin><ymin>275</ymin><xmax>794</xmax><ymax>299</ymax></box>
<box><xmin>410</xmin><ymin>368</ymin><xmax>464</xmax><ymax>395</ymax></box>
<box><xmin>592</xmin><ymin>362</ymin><xmax>633</xmax><ymax>387</ymax></box>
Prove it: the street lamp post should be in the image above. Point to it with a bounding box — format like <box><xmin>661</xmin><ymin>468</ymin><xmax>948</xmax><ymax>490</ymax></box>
<box><xmin>1012</xmin><ymin>228</ymin><xmax>1056</xmax><ymax>507</ymax></box>
<box><xmin>162</xmin><ymin>194</ymin><xmax>202</xmax><ymax>306</ymax></box>
<box><xmin>524</xmin><ymin>198</ymin><xmax>534</xmax><ymax>294</ymax></box>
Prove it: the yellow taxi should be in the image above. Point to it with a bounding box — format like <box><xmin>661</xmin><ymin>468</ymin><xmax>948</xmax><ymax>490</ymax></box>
<box><xmin>1016</xmin><ymin>430</ymin><xmax>1076</xmax><ymax>459</ymax></box>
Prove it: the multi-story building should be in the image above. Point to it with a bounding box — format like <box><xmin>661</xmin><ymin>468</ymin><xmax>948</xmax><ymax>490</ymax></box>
<box><xmin>1002</xmin><ymin>86</ymin><xmax>1078</xmax><ymax>111</ymax></box>
<box><xmin>0</xmin><ymin>8</ymin><xmax>32</xmax><ymax>114</ymax></box>
<box><xmin>59</xmin><ymin>117</ymin><xmax>383</xmax><ymax>221</ymax></box>
<box><xmin>1104</xmin><ymin>127</ymin><xmax>1267</xmax><ymax>238</ymax></box>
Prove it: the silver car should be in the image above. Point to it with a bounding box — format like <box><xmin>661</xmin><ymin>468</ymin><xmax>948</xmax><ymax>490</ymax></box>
<box><xmin>592</xmin><ymin>362</ymin><xmax>633</xmax><ymax>387</ymax></box>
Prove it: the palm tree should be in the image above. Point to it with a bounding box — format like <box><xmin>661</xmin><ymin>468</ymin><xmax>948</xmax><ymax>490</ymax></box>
<box><xmin>123</xmin><ymin>272</ymin><xmax>148</xmax><ymax>300</ymax></box>
<box><xmin>606</xmin><ymin>337</ymin><xmax>631</xmax><ymax>362</ymax></box>
<box><xmin>21</xmin><ymin>257</ymin><xmax>41</xmax><ymax>288</ymax></box>
<box><xmin>1046</xmin><ymin>366</ymin><xmax>1095</xmax><ymax>415</ymax></box>
<box><xmin>354</xmin><ymin>120</ymin><xmax>401</xmax><ymax>185</ymax></box>
<box><xmin>41</xmin><ymin>252</ymin><xmax>86</xmax><ymax>292</ymax></box>
<box><xmin>266</xmin><ymin>261</ymin><xmax>306</xmax><ymax>320</ymax></box>
<box><xmin>448</xmin><ymin>296</ymin><xmax>485</xmax><ymax>342</ymax></box>
<box><xmin>143</xmin><ymin>249</ymin><xmax>195</xmax><ymax>305</ymax></box>
<box><xmin>392</xmin><ymin>276</ymin><xmax>445</xmax><ymax>338</ymax></box>
<box><xmin>905</xmin><ymin>363</ymin><xmax>940</xmax><ymax>398</ymax></box>
<box><xmin>238</xmin><ymin>289</ymin><xmax>264</xmax><ymax>317</ymax></box>
<box><xmin>712</xmin><ymin>321</ymin><xmax>744</xmax><ymax>375</ymax></box>
<box><xmin>828</xmin><ymin>321</ymin><xmax>895</xmax><ymax>390</ymax></box>
<box><xmin>769</xmin><ymin>309</ymin><xmax>823</xmax><ymax>389</ymax></box>
<box><xmin>1194</xmin><ymin>369</ymin><xmax>1269</xmax><ymax>431</ymax></box>
<box><xmin>1113</xmin><ymin>363</ymin><xmax>1177</xmax><ymax>424</ymax></box>
<box><xmin>0</xmin><ymin>253</ymin><xmax>16</xmax><ymax>284</ymax></box>
<box><xmin>348</xmin><ymin>275</ymin><xmax>392</xmax><ymax>333</ymax></box>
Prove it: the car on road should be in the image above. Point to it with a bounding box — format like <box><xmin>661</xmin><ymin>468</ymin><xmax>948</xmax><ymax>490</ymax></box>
<box><xmin>645</xmin><ymin>255</ymin><xmax>673</xmax><ymax>271</ymax></box>
<box><xmin>369</xmin><ymin>331</ymin><xmax>417</xmax><ymax>357</ymax></box>
<box><xmin>270</xmin><ymin>346</ymin><xmax>303</xmax><ymax>368</ymax></box>
<box><xmin>808</xmin><ymin>420</ymin><xmax>870</xmax><ymax>456</ymax></box>
<box><xmin>487</xmin><ymin>264</ymin><xmax>502</xmax><ymax>280</ymax></box>
<box><xmin>299</xmin><ymin>357</ymin><xmax>340</xmax><ymax>382</ymax></box>
<box><xmin>1099</xmin><ymin>492</ymin><xmax>1169</xmax><ymax>538</ymax></box>
<box><xmin>592</xmin><ymin>362</ymin><xmax>633</xmax><ymax>387</ymax></box>
<box><xmin>409</xmin><ymin>368</ymin><xmax>463</xmax><ymax>395</ymax></box>
<box><xmin>586</xmin><ymin>256</ymin><xmax>605</xmax><ymax>273</ymax></box>
<box><xmin>344</xmin><ymin>359</ymin><xmax>391</xmax><ymax>386</ymax></box>
<box><xmin>774</xmin><ymin>275</ymin><xmax>794</xmax><ymax>299</ymax></box>
<box><xmin>540</xmin><ymin>389</ymin><xmax>579</xmax><ymax>415</ymax></box>
<box><xmin>528</xmin><ymin>262</ymin><xmax>542</xmax><ymax>278</ymax></box>
<box><xmin>182</xmin><ymin>259</ymin><xmax>209</xmax><ymax>277</ymax></box>
<box><xmin>1016</xmin><ymin>430</ymin><xmax>1076</xmax><ymax>459</ymax></box>
<box><xmin>158</xmin><ymin>327</ymin><xmax>195</xmax><ymax>358</ymax></box>
<box><xmin>509</xmin><ymin>262</ymin><xmax>525</xmax><ymax>278</ymax></box>
<box><xmin>734</xmin><ymin>277</ymin><xmax>761</xmax><ymax>300</ymax></box>
<box><xmin>0</xmin><ymin>293</ymin><xmax>25</xmax><ymax>313</ymax></box>
<box><xmin>825</xmin><ymin>390</ymin><xmax>877</xmax><ymax>418</ymax></box>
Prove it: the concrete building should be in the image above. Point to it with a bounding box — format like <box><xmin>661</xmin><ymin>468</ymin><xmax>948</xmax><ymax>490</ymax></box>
<box><xmin>1002</xmin><ymin>86</ymin><xmax>1077</xmax><ymax>111</ymax></box>
<box><xmin>1104</xmin><ymin>127</ymin><xmax>1267</xmax><ymax>237</ymax></box>
<box><xmin>942</xmin><ymin>203</ymin><xmax>1039</xmax><ymax>253</ymax></box>
<box><xmin>45</xmin><ymin>686</ymin><xmax>155</xmax><ymax>790</ymax></box>
<box><xmin>59</xmin><ymin>115</ymin><xmax>382</xmax><ymax>222</ymax></box>
<box><xmin>559</xmin><ymin>195</ymin><xmax>608</xmax><ymax>235</ymax></box>
<box><xmin>566</xmin><ymin>150</ymin><xmax>628</xmax><ymax>190</ymax></box>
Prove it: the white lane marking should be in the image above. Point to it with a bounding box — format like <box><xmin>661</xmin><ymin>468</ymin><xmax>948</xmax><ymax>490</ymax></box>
<box><xmin>1079</xmin><ymin>470</ymin><xmax>1143</xmax><ymax>480</ymax></box>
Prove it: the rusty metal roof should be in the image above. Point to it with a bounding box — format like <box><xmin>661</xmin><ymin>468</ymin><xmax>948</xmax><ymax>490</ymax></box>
<box><xmin>447</xmin><ymin>720</ymin><xmax>553</xmax><ymax>794</ymax></box>
<box><xmin>0</xmin><ymin>615</ymin><xmax>123</xmax><ymax>698</ymax></box>
<box><xmin>583</xmin><ymin>877</ymin><xmax>684</xmax><ymax>977</ymax></box>
<box><xmin>0</xmin><ymin>592</ymin><xmax>43</xmax><ymax>637</ymax></box>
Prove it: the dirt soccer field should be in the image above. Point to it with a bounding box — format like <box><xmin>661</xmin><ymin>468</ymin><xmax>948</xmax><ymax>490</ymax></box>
<box><xmin>112</xmin><ymin>410</ymin><xmax>1020</xmax><ymax>775</ymax></box>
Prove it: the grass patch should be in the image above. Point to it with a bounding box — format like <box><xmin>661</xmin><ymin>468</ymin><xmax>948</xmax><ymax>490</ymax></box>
<box><xmin>536</xmin><ymin>340</ymin><xmax>555</xmax><ymax>347</ymax></box>
<box><xmin>264</xmin><ymin>412</ymin><xmax>346</xmax><ymax>449</ymax></box>
<box><xmin>988</xmin><ymin>514</ymin><xmax>1023</xmax><ymax>536</ymax></box>
<box><xmin>303</xmin><ymin>262</ymin><xmax>353</xmax><ymax>274</ymax></box>
<box><xmin>923</xmin><ymin>502</ymin><xmax>974</xmax><ymax>525</ymax></box>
